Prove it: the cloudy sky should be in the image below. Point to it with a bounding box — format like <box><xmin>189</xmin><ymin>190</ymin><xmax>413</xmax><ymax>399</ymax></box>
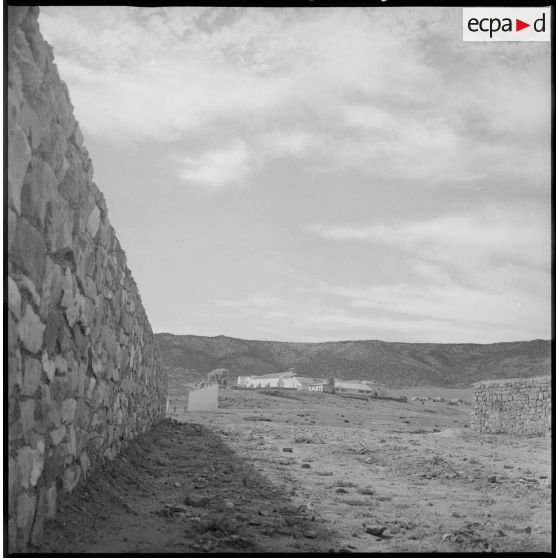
<box><xmin>39</xmin><ymin>6</ymin><xmax>551</xmax><ymax>343</ymax></box>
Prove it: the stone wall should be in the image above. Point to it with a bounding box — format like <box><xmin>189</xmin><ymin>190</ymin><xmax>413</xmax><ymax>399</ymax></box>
<box><xmin>471</xmin><ymin>376</ymin><xmax>551</xmax><ymax>437</ymax></box>
<box><xmin>7</xmin><ymin>7</ymin><xmax>168</xmax><ymax>552</ymax></box>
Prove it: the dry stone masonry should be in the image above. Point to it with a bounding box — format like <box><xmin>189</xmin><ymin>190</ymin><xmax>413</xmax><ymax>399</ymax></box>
<box><xmin>471</xmin><ymin>376</ymin><xmax>551</xmax><ymax>437</ymax></box>
<box><xmin>7</xmin><ymin>7</ymin><xmax>168</xmax><ymax>552</ymax></box>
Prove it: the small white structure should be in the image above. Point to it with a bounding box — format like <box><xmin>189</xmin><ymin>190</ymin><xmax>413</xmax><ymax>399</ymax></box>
<box><xmin>186</xmin><ymin>383</ymin><xmax>218</xmax><ymax>411</ymax></box>
<box><xmin>296</xmin><ymin>377</ymin><xmax>335</xmax><ymax>393</ymax></box>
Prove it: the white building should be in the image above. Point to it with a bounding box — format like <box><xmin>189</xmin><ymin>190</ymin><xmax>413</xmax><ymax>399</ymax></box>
<box><xmin>334</xmin><ymin>379</ymin><xmax>384</xmax><ymax>395</ymax></box>
<box><xmin>239</xmin><ymin>370</ymin><xmax>298</xmax><ymax>389</ymax></box>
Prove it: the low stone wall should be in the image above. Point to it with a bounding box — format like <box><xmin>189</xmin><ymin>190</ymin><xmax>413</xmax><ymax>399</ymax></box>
<box><xmin>471</xmin><ymin>376</ymin><xmax>551</xmax><ymax>437</ymax></box>
<box><xmin>8</xmin><ymin>7</ymin><xmax>167</xmax><ymax>551</ymax></box>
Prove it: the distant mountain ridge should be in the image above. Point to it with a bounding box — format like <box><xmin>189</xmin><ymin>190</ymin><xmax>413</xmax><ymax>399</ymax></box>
<box><xmin>154</xmin><ymin>333</ymin><xmax>552</xmax><ymax>388</ymax></box>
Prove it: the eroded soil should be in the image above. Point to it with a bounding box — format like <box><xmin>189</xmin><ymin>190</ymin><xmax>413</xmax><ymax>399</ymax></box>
<box><xmin>36</xmin><ymin>389</ymin><xmax>552</xmax><ymax>553</ymax></box>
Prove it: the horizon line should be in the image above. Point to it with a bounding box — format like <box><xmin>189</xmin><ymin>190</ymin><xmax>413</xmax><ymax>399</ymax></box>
<box><xmin>154</xmin><ymin>331</ymin><xmax>551</xmax><ymax>346</ymax></box>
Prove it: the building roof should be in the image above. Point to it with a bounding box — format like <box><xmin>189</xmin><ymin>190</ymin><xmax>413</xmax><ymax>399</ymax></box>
<box><xmin>249</xmin><ymin>371</ymin><xmax>298</xmax><ymax>380</ymax></box>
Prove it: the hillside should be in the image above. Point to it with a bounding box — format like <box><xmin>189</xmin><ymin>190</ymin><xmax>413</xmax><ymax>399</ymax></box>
<box><xmin>154</xmin><ymin>334</ymin><xmax>552</xmax><ymax>388</ymax></box>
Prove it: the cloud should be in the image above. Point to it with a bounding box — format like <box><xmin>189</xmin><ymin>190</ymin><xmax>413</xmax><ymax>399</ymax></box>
<box><xmin>305</xmin><ymin>204</ymin><xmax>550</xmax><ymax>340</ymax></box>
<box><xmin>39</xmin><ymin>6</ymin><xmax>550</xmax><ymax>192</ymax></box>
<box><xmin>307</xmin><ymin>204</ymin><xmax>549</xmax><ymax>275</ymax></box>
<box><xmin>175</xmin><ymin>141</ymin><xmax>253</xmax><ymax>189</ymax></box>
<box><xmin>214</xmin><ymin>296</ymin><xmax>283</xmax><ymax>309</ymax></box>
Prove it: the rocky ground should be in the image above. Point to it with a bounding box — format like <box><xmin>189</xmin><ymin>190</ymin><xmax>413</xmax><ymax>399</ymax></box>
<box><xmin>35</xmin><ymin>388</ymin><xmax>552</xmax><ymax>553</ymax></box>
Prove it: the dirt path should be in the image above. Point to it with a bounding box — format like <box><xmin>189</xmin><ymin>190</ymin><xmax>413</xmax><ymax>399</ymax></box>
<box><xmin>35</xmin><ymin>389</ymin><xmax>552</xmax><ymax>553</ymax></box>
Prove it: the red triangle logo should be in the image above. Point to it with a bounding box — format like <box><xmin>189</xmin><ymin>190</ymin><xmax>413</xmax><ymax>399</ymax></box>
<box><xmin>516</xmin><ymin>18</ymin><xmax>530</xmax><ymax>31</ymax></box>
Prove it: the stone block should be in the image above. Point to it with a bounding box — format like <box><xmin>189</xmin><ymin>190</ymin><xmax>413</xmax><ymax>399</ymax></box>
<box><xmin>20</xmin><ymin>158</ymin><xmax>58</xmax><ymax>230</ymax></box>
<box><xmin>54</xmin><ymin>354</ymin><xmax>68</xmax><ymax>375</ymax></box>
<box><xmin>15</xmin><ymin>273</ymin><xmax>41</xmax><ymax>307</ymax></box>
<box><xmin>45</xmin><ymin>484</ymin><xmax>57</xmax><ymax>519</ymax></box>
<box><xmin>43</xmin><ymin>123</ymin><xmax>69</xmax><ymax>180</ymax></box>
<box><xmin>30</xmin><ymin>486</ymin><xmax>46</xmax><ymax>546</ymax></box>
<box><xmin>40</xmin><ymin>257</ymin><xmax>64</xmax><ymax>316</ymax></box>
<box><xmin>45</xmin><ymin>195</ymin><xmax>73</xmax><ymax>254</ymax></box>
<box><xmin>66</xmin><ymin>425</ymin><xmax>77</xmax><ymax>456</ymax></box>
<box><xmin>87</xmin><ymin>205</ymin><xmax>100</xmax><ymax>237</ymax></box>
<box><xmin>8</xmin><ymin>518</ymin><xmax>17</xmax><ymax>553</ymax></box>
<box><xmin>8</xmin><ymin>127</ymin><xmax>31</xmax><ymax>214</ymax></box>
<box><xmin>43</xmin><ymin>309</ymin><xmax>62</xmax><ymax>354</ymax></box>
<box><xmin>41</xmin><ymin>351</ymin><xmax>55</xmax><ymax>381</ymax></box>
<box><xmin>49</xmin><ymin>425</ymin><xmax>66</xmax><ymax>446</ymax></box>
<box><xmin>8</xmin><ymin>209</ymin><xmax>17</xmax><ymax>250</ymax></box>
<box><xmin>16</xmin><ymin>492</ymin><xmax>36</xmax><ymax>549</ymax></box>
<box><xmin>90</xmin><ymin>351</ymin><xmax>103</xmax><ymax>378</ymax></box>
<box><xmin>22</xmin><ymin>357</ymin><xmax>42</xmax><ymax>396</ymax></box>
<box><xmin>10</xmin><ymin>218</ymin><xmax>46</xmax><ymax>286</ymax></box>
<box><xmin>61</xmin><ymin>398</ymin><xmax>76</xmax><ymax>424</ymax></box>
<box><xmin>8</xmin><ymin>276</ymin><xmax>22</xmax><ymax>319</ymax></box>
<box><xmin>8</xmin><ymin>456</ymin><xmax>20</xmax><ymax>515</ymax></box>
<box><xmin>84</xmin><ymin>277</ymin><xmax>97</xmax><ymax>299</ymax></box>
<box><xmin>7</xmin><ymin>312</ymin><xmax>19</xmax><ymax>355</ymax></box>
<box><xmin>9</xmin><ymin>354</ymin><xmax>24</xmax><ymax>402</ymax></box>
<box><xmin>60</xmin><ymin>267</ymin><xmax>76</xmax><ymax>309</ymax></box>
<box><xmin>43</xmin><ymin>445</ymin><xmax>66</xmax><ymax>485</ymax></box>
<box><xmin>85</xmin><ymin>377</ymin><xmax>96</xmax><ymax>402</ymax></box>
<box><xmin>19</xmin><ymin>101</ymin><xmax>42</xmax><ymax>150</ymax></box>
<box><xmin>50</xmin><ymin>377</ymin><xmax>68</xmax><ymax>403</ymax></box>
<box><xmin>17</xmin><ymin>445</ymin><xmax>43</xmax><ymax>488</ymax></box>
<box><xmin>20</xmin><ymin>399</ymin><xmax>35</xmax><ymax>434</ymax></box>
<box><xmin>77</xmin><ymin>363</ymin><xmax>87</xmax><ymax>397</ymax></box>
<box><xmin>92</xmin><ymin>380</ymin><xmax>108</xmax><ymax>409</ymax></box>
<box><xmin>73</xmin><ymin>323</ymin><xmax>88</xmax><ymax>362</ymax></box>
<box><xmin>7</xmin><ymin>83</ymin><xmax>21</xmax><ymax>132</ymax></box>
<box><xmin>33</xmin><ymin>398</ymin><xmax>54</xmax><ymax>432</ymax></box>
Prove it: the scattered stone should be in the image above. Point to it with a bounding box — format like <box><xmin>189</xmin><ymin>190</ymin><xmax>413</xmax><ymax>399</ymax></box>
<box><xmin>366</xmin><ymin>526</ymin><xmax>388</xmax><ymax>537</ymax></box>
<box><xmin>301</xmin><ymin>463</ymin><xmax>312</xmax><ymax>469</ymax></box>
<box><xmin>164</xmin><ymin>503</ymin><xmax>189</xmax><ymax>514</ymax></box>
<box><xmin>303</xmin><ymin>530</ymin><xmax>318</xmax><ymax>539</ymax></box>
<box><xmin>184</xmin><ymin>494</ymin><xmax>211</xmax><ymax>507</ymax></box>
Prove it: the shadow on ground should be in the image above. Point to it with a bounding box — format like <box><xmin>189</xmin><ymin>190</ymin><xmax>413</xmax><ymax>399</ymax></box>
<box><xmin>33</xmin><ymin>418</ymin><xmax>338</xmax><ymax>553</ymax></box>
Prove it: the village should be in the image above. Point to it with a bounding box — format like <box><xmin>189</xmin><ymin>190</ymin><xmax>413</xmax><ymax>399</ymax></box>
<box><xmin>166</xmin><ymin>368</ymin><xmax>475</xmax><ymax>416</ymax></box>
<box><xmin>236</xmin><ymin>370</ymin><xmax>388</xmax><ymax>396</ymax></box>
